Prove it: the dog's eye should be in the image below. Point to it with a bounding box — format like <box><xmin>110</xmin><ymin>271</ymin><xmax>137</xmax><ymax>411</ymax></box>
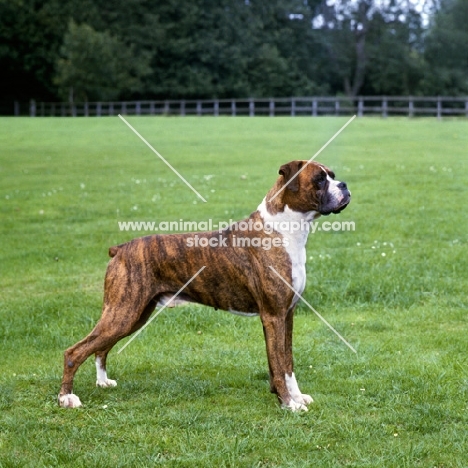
<box><xmin>316</xmin><ymin>180</ymin><xmax>327</xmax><ymax>191</ymax></box>
<box><xmin>314</xmin><ymin>175</ymin><xmax>327</xmax><ymax>187</ymax></box>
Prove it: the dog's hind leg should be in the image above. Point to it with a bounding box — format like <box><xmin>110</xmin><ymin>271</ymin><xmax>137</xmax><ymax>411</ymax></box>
<box><xmin>94</xmin><ymin>299</ymin><xmax>157</xmax><ymax>388</ymax></box>
<box><xmin>58</xmin><ymin>298</ymin><xmax>157</xmax><ymax>408</ymax></box>
<box><xmin>58</xmin><ymin>243</ymin><xmax>162</xmax><ymax>408</ymax></box>
<box><xmin>95</xmin><ymin>347</ymin><xmax>117</xmax><ymax>388</ymax></box>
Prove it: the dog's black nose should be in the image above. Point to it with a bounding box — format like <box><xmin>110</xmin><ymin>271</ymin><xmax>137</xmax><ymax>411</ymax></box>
<box><xmin>338</xmin><ymin>181</ymin><xmax>347</xmax><ymax>190</ymax></box>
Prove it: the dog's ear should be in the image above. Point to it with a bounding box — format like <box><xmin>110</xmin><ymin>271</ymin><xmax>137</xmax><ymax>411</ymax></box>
<box><xmin>279</xmin><ymin>161</ymin><xmax>304</xmax><ymax>193</ymax></box>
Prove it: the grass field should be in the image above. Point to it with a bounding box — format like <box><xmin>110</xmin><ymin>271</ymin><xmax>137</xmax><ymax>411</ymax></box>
<box><xmin>0</xmin><ymin>116</ymin><xmax>467</xmax><ymax>467</ymax></box>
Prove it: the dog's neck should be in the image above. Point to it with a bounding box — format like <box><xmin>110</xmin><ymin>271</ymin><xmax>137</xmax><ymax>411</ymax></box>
<box><xmin>256</xmin><ymin>182</ymin><xmax>319</xmax><ymax>246</ymax></box>
<box><xmin>261</xmin><ymin>179</ymin><xmax>290</xmax><ymax>216</ymax></box>
<box><xmin>256</xmin><ymin>182</ymin><xmax>318</xmax><ymax>296</ymax></box>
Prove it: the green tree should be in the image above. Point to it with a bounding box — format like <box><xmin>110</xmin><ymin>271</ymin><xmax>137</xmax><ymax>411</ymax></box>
<box><xmin>423</xmin><ymin>0</ymin><xmax>468</xmax><ymax>95</ymax></box>
<box><xmin>364</xmin><ymin>7</ymin><xmax>426</xmax><ymax>95</ymax></box>
<box><xmin>245</xmin><ymin>0</ymin><xmax>323</xmax><ymax>97</ymax></box>
<box><xmin>311</xmin><ymin>0</ymin><xmax>427</xmax><ymax>97</ymax></box>
<box><xmin>55</xmin><ymin>21</ymin><xmax>150</xmax><ymax>102</ymax></box>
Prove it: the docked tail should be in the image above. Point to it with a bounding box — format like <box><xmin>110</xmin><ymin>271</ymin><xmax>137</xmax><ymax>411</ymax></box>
<box><xmin>108</xmin><ymin>245</ymin><xmax>123</xmax><ymax>257</ymax></box>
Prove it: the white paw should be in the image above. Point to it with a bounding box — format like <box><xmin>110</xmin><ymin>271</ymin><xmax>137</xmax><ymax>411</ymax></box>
<box><xmin>282</xmin><ymin>399</ymin><xmax>308</xmax><ymax>412</ymax></box>
<box><xmin>59</xmin><ymin>393</ymin><xmax>82</xmax><ymax>408</ymax></box>
<box><xmin>298</xmin><ymin>393</ymin><xmax>314</xmax><ymax>406</ymax></box>
<box><xmin>285</xmin><ymin>373</ymin><xmax>313</xmax><ymax>407</ymax></box>
<box><xmin>96</xmin><ymin>378</ymin><xmax>117</xmax><ymax>388</ymax></box>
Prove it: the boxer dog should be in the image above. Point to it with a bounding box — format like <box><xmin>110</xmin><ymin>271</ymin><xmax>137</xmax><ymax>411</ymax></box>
<box><xmin>58</xmin><ymin>160</ymin><xmax>350</xmax><ymax>411</ymax></box>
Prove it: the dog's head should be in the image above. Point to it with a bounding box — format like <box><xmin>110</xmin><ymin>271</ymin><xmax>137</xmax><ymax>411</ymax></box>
<box><xmin>278</xmin><ymin>160</ymin><xmax>351</xmax><ymax>216</ymax></box>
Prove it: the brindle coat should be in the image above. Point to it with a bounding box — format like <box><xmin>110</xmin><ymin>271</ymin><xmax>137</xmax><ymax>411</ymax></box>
<box><xmin>58</xmin><ymin>160</ymin><xmax>350</xmax><ymax>410</ymax></box>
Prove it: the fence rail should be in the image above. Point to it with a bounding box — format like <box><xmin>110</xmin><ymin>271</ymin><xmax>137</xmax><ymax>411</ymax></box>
<box><xmin>16</xmin><ymin>96</ymin><xmax>468</xmax><ymax>118</ymax></box>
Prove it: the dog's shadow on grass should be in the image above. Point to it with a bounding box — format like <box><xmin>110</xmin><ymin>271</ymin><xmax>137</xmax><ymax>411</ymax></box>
<box><xmin>80</xmin><ymin>365</ymin><xmax>271</xmax><ymax>409</ymax></box>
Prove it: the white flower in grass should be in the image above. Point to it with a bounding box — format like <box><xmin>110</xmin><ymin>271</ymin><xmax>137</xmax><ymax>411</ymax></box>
<box><xmin>80</xmin><ymin>183</ymin><xmax>86</xmax><ymax>189</ymax></box>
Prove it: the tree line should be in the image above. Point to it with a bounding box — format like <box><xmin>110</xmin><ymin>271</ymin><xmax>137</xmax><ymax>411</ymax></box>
<box><xmin>0</xmin><ymin>0</ymin><xmax>467</xmax><ymax>106</ymax></box>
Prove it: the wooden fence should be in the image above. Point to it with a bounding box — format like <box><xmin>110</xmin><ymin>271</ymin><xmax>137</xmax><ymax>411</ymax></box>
<box><xmin>19</xmin><ymin>96</ymin><xmax>468</xmax><ymax>118</ymax></box>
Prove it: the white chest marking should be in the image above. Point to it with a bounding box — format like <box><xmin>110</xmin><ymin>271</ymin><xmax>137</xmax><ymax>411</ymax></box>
<box><xmin>257</xmin><ymin>199</ymin><xmax>317</xmax><ymax>302</ymax></box>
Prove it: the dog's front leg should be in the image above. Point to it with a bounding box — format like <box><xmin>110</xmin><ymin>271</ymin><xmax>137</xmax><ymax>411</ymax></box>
<box><xmin>261</xmin><ymin>313</ymin><xmax>308</xmax><ymax>412</ymax></box>
<box><xmin>284</xmin><ymin>307</ymin><xmax>313</xmax><ymax>407</ymax></box>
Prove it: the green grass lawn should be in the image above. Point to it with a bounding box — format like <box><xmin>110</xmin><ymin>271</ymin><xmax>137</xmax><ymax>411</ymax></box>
<box><xmin>0</xmin><ymin>116</ymin><xmax>467</xmax><ymax>467</ymax></box>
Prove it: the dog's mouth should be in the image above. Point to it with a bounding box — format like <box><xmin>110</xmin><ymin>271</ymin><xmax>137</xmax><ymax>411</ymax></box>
<box><xmin>331</xmin><ymin>200</ymin><xmax>350</xmax><ymax>214</ymax></box>
<box><xmin>320</xmin><ymin>193</ymin><xmax>351</xmax><ymax>216</ymax></box>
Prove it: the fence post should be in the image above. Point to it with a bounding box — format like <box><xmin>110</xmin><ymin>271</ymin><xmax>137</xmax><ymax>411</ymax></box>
<box><xmin>180</xmin><ymin>100</ymin><xmax>185</xmax><ymax>116</ymax></box>
<box><xmin>121</xmin><ymin>102</ymin><xmax>127</xmax><ymax>115</ymax></box>
<box><xmin>84</xmin><ymin>102</ymin><xmax>89</xmax><ymax>117</ymax></box>
<box><xmin>14</xmin><ymin>101</ymin><xmax>19</xmax><ymax>116</ymax></box>
<box><xmin>135</xmin><ymin>101</ymin><xmax>141</xmax><ymax>116</ymax></box>
<box><xmin>29</xmin><ymin>99</ymin><xmax>36</xmax><ymax>117</ymax></box>
<box><xmin>408</xmin><ymin>97</ymin><xmax>414</xmax><ymax>117</ymax></box>
<box><xmin>465</xmin><ymin>99</ymin><xmax>468</xmax><ymax>118</ymax></box>
<box><xmin>149</xmin><ymin>101</ymin><xmax>155</xmax><ymax>115</ymax></box>
<box><xmin>382</xmin><ymin>97</ymin><xmax>388</xmax><ymax>118</ymax></box>
<box><xmin>291</xmin><ymin>98</ymin><xmax>296</xmax><ymax>117</ymax></box>
<box><xmin>109</xmin><ymin>103</ymin><xmax>114</xmax><ymax>116</ymax></box>
<box><xmin>358</xmin><ymin>97</ymin><xmax>363</xmax><ymax>117</ymax></box>
<box><xmin>214</xmin><ymin>100</ymin><xmax>219</xmax><ymax>117</ymax></box>
<box><xmin>312</xmin><ymin>98</ymin><xmax>317</xmax><ymax>116</ymax></box>
<box><xmin>71</xmin><ymin>103</ymin><xmax>77</xmax><ymax>117</ymax></box>
<box><xmin>269</xmin><ymin>98</ymin><xmax>274</xmax><ymax>117</ymax></box>
<box><xmin>334</xmin><ymin>98</ymin><xmax>339</xmax><ymax>116</ymax></box>
<box><xmin>96</xmin><ymin>102</ymin><xmax>102</xmax><ymax>117</ymax></box>
<box><xmin>249</xmin><ymin>98</ymin><xmax>254</xmax><ymax>117</ymax></box>
<box><xmin>51</xmin><ymin>103</ymin><xmax>55</xmax><ymax>117</ymax></box>
<box><xmin>437</xmin><ymin>97</ymin><xmax>442</xmax><ymax>120</ymax></box>
<box><xmin>163</xmin><ymin>100</ymin><xmax>169</xmax><ymax>115</ymax></box>
<box><xmin>196</xmin><ymin>101</ymin><xmax>201</xmax><ymax>116</ymax></box>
